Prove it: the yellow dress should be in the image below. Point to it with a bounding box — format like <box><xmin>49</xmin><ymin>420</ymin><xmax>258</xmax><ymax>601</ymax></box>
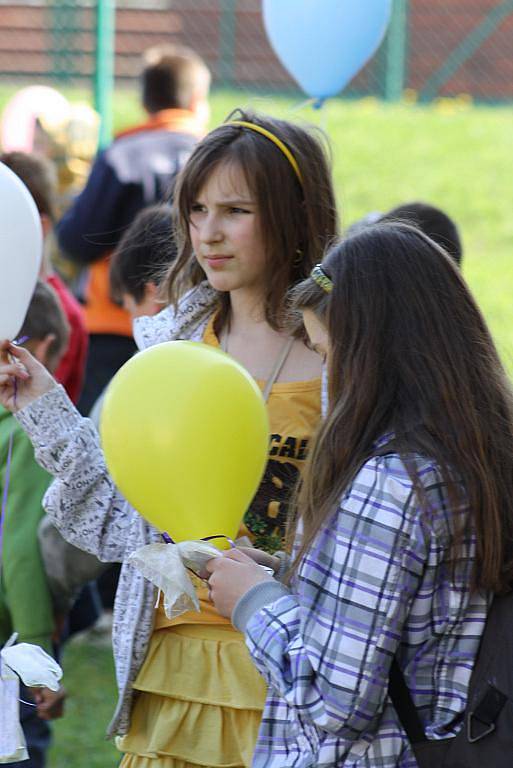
<box><xmin>118</xmin><ymin>317</ymin><xmax>321</xmax><ymax>767</ymax></box>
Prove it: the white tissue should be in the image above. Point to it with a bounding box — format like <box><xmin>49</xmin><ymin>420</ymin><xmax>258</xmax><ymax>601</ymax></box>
<box><xmin>128</xmin><ymin>540</ymin><xmax>221</xmax><ymax>620</ymax></box>
<box><xmin>1</xmin><ymin>644</ymin><xmax>63</xmax><ymax>691</ymax></box>
<box><xmin>0</xmin><ymin>670</ymin><xmax>28</xmax><ymax>762</ymax></box>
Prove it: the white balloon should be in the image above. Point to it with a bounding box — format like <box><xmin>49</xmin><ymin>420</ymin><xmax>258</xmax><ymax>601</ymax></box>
<box><xmin>0</xmin><ymin>162</ymin><xmax>42</xmax><ymax>340</ymax></box>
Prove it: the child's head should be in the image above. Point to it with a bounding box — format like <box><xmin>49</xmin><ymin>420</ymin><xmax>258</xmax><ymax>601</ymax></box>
<box><xmin>109</xmin><ymin>204</ymin><xmax>176</xmax><ymax>319</ymax></box>
<box><xmin>290</xmin><ymin>223</ymin><xmax>513</xmax><ymax>590</ymax></box>
<box><xmin>380</xmin><ymin>201</ymin><xmax>463</xmax><ymax>265</ymax></box>
<box><xmin>164</xmin><ymin>109</ymin><xmax>338</xmax><ymax>330</ymax></box>
<box><xmin>19</xmin><ymin>281</ymin><xmax>69</xmax><ymax>373</ymax></box>
<box><xmin>0</xmin><ymin>151</ymin><xmax>57</xmax><ymax>234</ymax></box>
<box><xmin>141</xmin><ymin>44</ymin><xmax>211</xmax><ymax>126</ymax></box>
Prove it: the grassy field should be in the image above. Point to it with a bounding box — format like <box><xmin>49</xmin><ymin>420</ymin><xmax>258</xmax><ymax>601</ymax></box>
<box><xmin>2</xmin><ymin>85</ymin><xmax>513</xmax><ymax>764</ymax></box>
<box><xmin>48</xmin><ymin>636</ymin><xmax>120</xmax><ymax>767</ymax></box>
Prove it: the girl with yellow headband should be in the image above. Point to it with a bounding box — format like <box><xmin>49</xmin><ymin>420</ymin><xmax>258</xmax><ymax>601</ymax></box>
<box><xmin>0</xmin><ymin>109</ymin><xmax>338</xmax><ymax>766</ymax></box>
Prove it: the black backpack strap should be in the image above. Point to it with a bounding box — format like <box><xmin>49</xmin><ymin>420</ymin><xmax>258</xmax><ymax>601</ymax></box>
<box><xmin>467</xmin><ymin>683</ymin><xmax>507</xmax><ymax>742</ymax></box>
<box><xmin>388</xmin><ymin>658</ymin><xmax>428</xmax><ymax>744</ymax></box>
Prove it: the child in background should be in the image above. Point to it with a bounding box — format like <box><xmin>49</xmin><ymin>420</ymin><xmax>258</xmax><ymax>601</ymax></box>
<box><xmin>381</xmin><ymin>201</ymin><xmax>463</xmax><ymax>265</ymax></box>
<box><xmin>0</xmin><ymin>281</ymin><xmax>69</xmax><ymax>768</ymax></box>
<box><xmin>206</xmin><ymin>223</ymin><xmax>513</xmax><ymax>767</ymax></box>
<box><xmin>109</xmin><ymin>203</ymin><xmax>176</xmax><ymax>321</ymax></box>
<box><xmin>0</xmin><ymin>110</ymin><xmax>338</xmax><ymax>767</ymax></box>
<box><xmin>0</xmin><ymin>151</ymin><xmax>88</xmax><ymax>404</ymax></box>
<box><xmin>86</xmin><ymin>203</ymin><xmax>177</xmax><ymax>436</ymax></box>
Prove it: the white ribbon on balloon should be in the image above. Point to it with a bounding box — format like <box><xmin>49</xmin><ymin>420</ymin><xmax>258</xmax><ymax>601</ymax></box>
<box><xmin>128</xmin><ymin>540</ymin><xmax>221</xmax><ymax>619</ymax></box>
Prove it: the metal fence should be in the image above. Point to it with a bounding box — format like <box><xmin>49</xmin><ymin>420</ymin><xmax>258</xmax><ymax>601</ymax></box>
<box><xmin>1</xmin><ymin>0</ymin><xmax>512</xmax><ymax>103</ymax></box>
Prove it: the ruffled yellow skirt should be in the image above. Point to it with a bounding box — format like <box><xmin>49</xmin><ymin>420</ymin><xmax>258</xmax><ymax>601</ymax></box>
<box><xmin>117</xmin><ymin>623</ymin><xmax>267</xmax><ymax>768</ymax></box>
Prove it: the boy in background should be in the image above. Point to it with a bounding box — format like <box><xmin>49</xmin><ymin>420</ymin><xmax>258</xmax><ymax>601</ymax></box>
<box><xmin>0</xmin><ymin>281</ymin><xmax>69</xmax><ymax>767</ymax></box>
<box><xmin>347</xmin><ymin>201</ymin><xmax>463</xmax><ymax>266</ymax></box>
<box><xmin>381</xmin><ymin>201</ymin><xmax>463</xmax><ymax>265</ymax></box>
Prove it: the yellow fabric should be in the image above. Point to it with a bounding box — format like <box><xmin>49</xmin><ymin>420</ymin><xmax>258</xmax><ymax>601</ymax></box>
<box><xmin>118</xmin><ymin>625</ymin><xmax>266</xmax><ymax>767</ymax></box>
<box><xmin>118</xmin><ymin>318</ymin><xmax>321</xmax><ymax>766</ymax></box>
<box><xmin>201</xmin><ymin>315</ymin><xmax>321</xmax><ymax>552</ymax></box>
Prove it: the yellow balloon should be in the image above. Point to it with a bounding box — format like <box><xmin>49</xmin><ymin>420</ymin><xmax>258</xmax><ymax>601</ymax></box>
<box><xmin>100</xmin><ymin>341</ymin><xmax>269</xmax><ymax>544</ymax></box>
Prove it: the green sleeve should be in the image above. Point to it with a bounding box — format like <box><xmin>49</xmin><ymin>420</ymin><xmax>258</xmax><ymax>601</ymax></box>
<box><xmin>0</xmin><ymin>419</ymin><xmax>55</xmax><ymax>655</ymax></box>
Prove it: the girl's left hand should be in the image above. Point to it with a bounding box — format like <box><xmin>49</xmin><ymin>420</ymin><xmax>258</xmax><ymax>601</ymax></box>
<box><xmin>206</xmin><ymin>548</ymin><xmax>274</xmax><ymax>619</ymax></box>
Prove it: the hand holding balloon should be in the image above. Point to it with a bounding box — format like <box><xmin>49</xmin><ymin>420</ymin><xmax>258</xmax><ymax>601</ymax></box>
<box><xmin>0</xmin><ymin>341</ymin><xmax>56</xmax><ymax>412</ymax></box>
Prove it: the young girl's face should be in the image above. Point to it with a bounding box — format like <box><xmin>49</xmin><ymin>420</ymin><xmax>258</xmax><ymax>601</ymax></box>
<box><xmin>189</xmin><ymin>161</ymin><xmax>267</xmax><ymax>295</ymax></box>
<box><xmin>303</xmin><ymin>309</ymin><xmax>329</xmax><ymax>365</ymax></box>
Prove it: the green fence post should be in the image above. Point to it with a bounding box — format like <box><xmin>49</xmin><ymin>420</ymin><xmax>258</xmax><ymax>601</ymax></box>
<box><xmin>94</xmin><ymin>0</ymin><xmax>115</xmax><ymax>148</ymax></box>
<box><xmin>219</xmin><ymin>0</ymin><xmax>237</xmax><ymax>86</ymax></box>
<box><xmin>384</xmin><ymin>0</ymin><xmax>408</xmax><ymax>101</ymax></box>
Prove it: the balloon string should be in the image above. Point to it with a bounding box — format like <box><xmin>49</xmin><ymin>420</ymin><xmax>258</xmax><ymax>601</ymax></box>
<box><xmin>160</xmin><ymin>532</ymin><xmax>236</xmax><ymax>584</ymax></box>
<box><xmin>161</xmin><ymin>532</ymin><xmax>235</xmax><ymax>548</ymax></box>
<box><xmin>0</xmin><ymin>336</ymin><xmax>29</xmax><ymax>568</ymax></box>
<box><xmin>288</xmin><ymin>96</ymin><xmax>317</xmax><ymax>113</ymax></box>
<box><xmin>0</xmin><ymin>426</ymin><xmax>14</xmax><ymax>569</ymax></box>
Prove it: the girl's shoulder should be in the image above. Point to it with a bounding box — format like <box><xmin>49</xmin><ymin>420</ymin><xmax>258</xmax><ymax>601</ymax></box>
<box><xmin>352</xmin><ymin>448</ymin><xmax>465</xmax><ymax>541</ymax></box>
<box><xmin>133</xmin><ymin>282</ymin><xmax>218</xmax><ymax>350</ymax></box>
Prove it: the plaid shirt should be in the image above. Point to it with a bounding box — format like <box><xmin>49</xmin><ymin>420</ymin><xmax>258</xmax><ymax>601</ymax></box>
<box><xmin>245</xmin><ymin>441</ymin><xmax>488</xmax><ymax>767</ymax></box>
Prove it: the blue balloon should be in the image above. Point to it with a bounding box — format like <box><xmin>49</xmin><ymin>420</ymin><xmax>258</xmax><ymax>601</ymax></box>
<box><xmin>263</xmin><ymin>0</ymin><xmax>393</xmax><ymax>104</ymax></box>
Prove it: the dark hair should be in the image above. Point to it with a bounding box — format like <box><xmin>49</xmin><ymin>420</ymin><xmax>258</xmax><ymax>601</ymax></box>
<box><xmin>20</xmin><ymin>281</ymin><xmax>69</xmax><ymax>365</ymax></box>
<box><xmin>110</xmin><ymin>204</ymin><xmax>176</xmax><ymax>304</ymax></box>
<box><xmin>0</xmin><ymin>151</ymin><xmax>57</xmax><ymax>220</ymax></box>
<box><xmin>381</xmin><ymin>201</ymin><xmax>463</xmax><ymax>265</ymax></box>
<box><xmin>289</xmin><ymin>222</ymin><xmax>513</xmax><ymax>593</ymax></box>
<box><xmin>142</xmin><ymin>44</ymin><xmax>211</xmax><ymax>113</ymax></box>
<box><xmin>164</xmin><ymin>109</ymin><xmax>338</xmax><ymax>332</ymax></box>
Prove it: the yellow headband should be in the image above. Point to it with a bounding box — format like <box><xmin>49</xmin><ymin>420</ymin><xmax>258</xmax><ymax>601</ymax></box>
<box><xmin>311</xmin><ymin>264</ymin><xmax>333</xmax><ymax>294</ymax></box>
<box><xmin>227</xmin><ymin>120</ymin><xmax>303</xmax><ymax>185</ymax></box>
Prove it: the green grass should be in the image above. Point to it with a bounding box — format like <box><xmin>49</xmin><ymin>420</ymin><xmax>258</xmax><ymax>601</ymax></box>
<box><xmin>48</xmin><ymin>637</ymin><xmax>120</xmax><ymax>767</ymax></box>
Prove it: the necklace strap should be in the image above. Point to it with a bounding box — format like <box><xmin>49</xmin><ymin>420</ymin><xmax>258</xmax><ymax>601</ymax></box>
<box><xmin>262</xmin><ymin>338</ymin><xmax>294</xmax><ymax>402</ymax></box>
<box><xmin>220</xmin><ymin>331</ymin><xmax>294</xmax><ymax>403</ymax></box>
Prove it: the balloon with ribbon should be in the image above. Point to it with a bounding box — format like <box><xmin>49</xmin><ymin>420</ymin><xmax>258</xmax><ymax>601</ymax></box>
<box><xmin>262</xmin><ymin>0</ymin><xmax>393</xmax><ymax>107</ymax></box>
<box><xmin>0</xmin><ymin>162</ymin><xmax>43</xmax><ymax>340</ymax></box>
<box><xmin>100</xmin><ymin>341</ymin><xmax>269</xmax><ymax>545</ymax></box>
<box><xmin>0</xmin><ymin>86</ymin><xmax>70</xmax><ymax>153</ymax></box>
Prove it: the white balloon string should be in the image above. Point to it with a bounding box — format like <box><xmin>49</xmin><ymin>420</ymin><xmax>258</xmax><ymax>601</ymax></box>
<box><xmin>288</xmin><ymin>97</ymin><xmax>316</xmax><ymax>113</ymax></box>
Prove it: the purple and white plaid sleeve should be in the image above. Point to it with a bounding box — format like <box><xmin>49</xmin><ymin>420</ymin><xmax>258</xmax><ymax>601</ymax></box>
<box><xmin>244</xmin><ymin>452</ymin><xmax>487</xmax><ymax>767</ymax></box>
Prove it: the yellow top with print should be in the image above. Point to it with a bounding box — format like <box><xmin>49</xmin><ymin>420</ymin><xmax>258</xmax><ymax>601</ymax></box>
<box><xmin>156</xmin><ymin>314</ymin><xmax>321</xmax><ymax>629</ymax></box>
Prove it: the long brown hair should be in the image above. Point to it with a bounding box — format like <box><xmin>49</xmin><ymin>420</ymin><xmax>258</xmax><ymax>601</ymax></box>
<box><xmin>289</xmin><ymin>222</ymin><xmax>513</xmax><ymax>593</ymax></box>
<box><xmin>163</xmin><ymin>109</ymin><xmax>338</xmax><ymax>332</ymax></box>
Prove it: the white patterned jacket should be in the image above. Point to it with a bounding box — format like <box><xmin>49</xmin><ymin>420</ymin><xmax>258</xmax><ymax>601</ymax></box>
<box><xmin>15</xmin><ymin>283</ymin><xmax>217</xmax><ymax>737</ymax></box>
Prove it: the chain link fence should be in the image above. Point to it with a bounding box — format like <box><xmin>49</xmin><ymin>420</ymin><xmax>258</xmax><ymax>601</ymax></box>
<box><xmin>0</xmin><ymin>1</ymin><xmax>512</xmax><ymax>102</ymax></box>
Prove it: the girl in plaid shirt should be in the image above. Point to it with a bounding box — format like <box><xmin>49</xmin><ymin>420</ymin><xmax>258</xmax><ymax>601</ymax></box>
<box><xmin>207</xmin><ymin>223</ymin><xmax>513</xmax><ymax>766</ymax></box>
